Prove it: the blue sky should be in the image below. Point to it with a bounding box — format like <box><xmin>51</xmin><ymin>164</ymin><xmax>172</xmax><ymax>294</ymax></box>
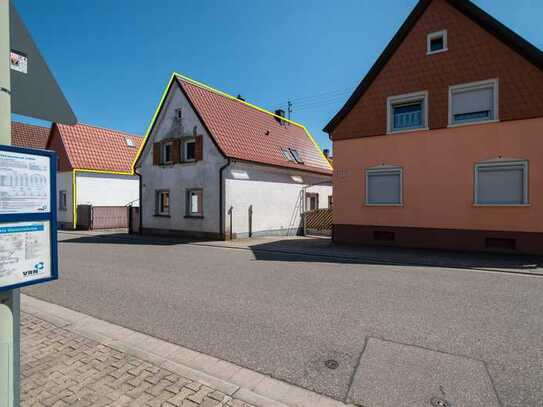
<box><xmin>13</xmin><ymin>0</ymin><xmax>543</xmax><ymax>150</ymax></box>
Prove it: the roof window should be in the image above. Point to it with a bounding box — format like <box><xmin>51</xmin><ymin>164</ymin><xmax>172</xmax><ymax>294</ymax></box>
<box><xmin>126</xmin><ymin>138</ymin><xmax>135</xmax><ymax>147</ymax></box>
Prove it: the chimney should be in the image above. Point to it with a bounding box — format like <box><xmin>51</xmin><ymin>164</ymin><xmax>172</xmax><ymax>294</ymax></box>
<box><xmin>274</xmin><ymin>109</ymin><xmax>286</xmax><ymax>124</ymax></box>
<box><xmin>237</xmin><ymin>94</ymin><xmax>245</xmax><ymax>101</ymax></box>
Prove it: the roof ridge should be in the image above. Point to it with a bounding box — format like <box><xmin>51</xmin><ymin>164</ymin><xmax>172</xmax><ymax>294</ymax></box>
<box><xmin>59</xmin><ymin>122</ymin><xmax>142</xmax><ymax>138</ymax></box>
<box><xmin>174</xmin><ymin>73</ymin><xmax>305</xmax><ymax>129</ymax></box>
<box><xmin>12</xmin><ymin>121</ymin><xmax>51</xmax><ymax>130</ymax></box>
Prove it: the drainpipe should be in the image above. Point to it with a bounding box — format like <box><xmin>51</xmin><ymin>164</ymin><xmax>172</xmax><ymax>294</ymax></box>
<box><xmin>219</xmin><ymin>158</ymin><xmax>231</xmax><ymax>239</ymax></box>
<box><xmin>134</xmin><ymin>167</ymin><xmax>142</xmax><ymax>234</ymax></box>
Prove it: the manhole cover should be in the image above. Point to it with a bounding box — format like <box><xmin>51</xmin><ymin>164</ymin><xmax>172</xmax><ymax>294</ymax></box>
<box><xmin>430</xmin><ymin>398</ymin><xmax>451</xmax><ymax>407</ymax></box>
<box><xmin>324</xmin><ymin>359</ymin><xmax>339</xmax><ymax>369</ymax></box>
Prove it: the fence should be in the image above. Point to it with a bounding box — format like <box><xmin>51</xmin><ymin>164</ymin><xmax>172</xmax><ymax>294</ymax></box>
<box><xmin>303</xmin><ymin>208</ymin><xmax>332</xmax><ymax>236</ymax></box>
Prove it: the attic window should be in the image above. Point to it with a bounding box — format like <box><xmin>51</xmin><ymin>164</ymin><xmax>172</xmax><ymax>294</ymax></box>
<box><xmin>175</xmin><ymin>108</ymin><xmax>183</xmax><ymax>120</ymax></box>
<box><xmin>281</xmin><ymin>148</ymin><xmax>295</xmax><ymax>162</ymax></box>
<box><xmin>427</xmin><ymin>30</ymin><xmax>447</xmax><ymax>54</ymax></box>
<box><xmin>126</xmin><ymin>138</ymin><xmax>135</xmax><ymax>147</ymax></box>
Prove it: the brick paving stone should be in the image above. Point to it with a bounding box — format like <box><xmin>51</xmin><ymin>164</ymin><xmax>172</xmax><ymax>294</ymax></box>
<box><xmin>21</xmin><ymin>312</ymin><xmax>255</xmax><ymax>407</ymax></box>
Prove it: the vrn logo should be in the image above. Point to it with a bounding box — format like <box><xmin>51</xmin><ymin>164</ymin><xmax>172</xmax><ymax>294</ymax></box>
<box><xmin>23</xmin><ymin>262</ymin><xmax>45</xmax><ymax>277</ymax></box>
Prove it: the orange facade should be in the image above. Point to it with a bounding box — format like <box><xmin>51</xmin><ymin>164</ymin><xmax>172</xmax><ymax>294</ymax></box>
<box><xmin>334</xmin><ymin>118</ymin><xmax>543</xmax><ymax>232</ymax></box>
<box><xmin>327</xmin><ymin>0</ymin><xmax>543</xmax><ymax>253</ymax></box>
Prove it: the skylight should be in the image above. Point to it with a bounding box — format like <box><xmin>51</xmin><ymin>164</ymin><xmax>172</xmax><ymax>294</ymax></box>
<box><xmin>289</xmin><ymin>148</ymin><xmax>304</xmax><ymax>164</ymax></box>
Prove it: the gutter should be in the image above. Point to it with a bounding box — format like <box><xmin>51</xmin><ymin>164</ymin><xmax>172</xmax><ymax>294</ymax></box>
<box><xmin>219</xmin><ymin>158</ymin><xmax>231</xmax><ymax>239</ymax></box>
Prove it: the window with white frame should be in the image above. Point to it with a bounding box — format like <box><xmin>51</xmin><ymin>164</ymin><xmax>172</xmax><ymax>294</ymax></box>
<box><xmin>59</xmin><ymin>190</ymin><xmax>67</xmax><ymax>211</ymax></box>
<box><xmin>156</xmin><ymin>190</ymin><xmax>170</xmax><ymax>215</ymax></box>
<box><xmin>449</xmin><ymin>79</ymin><xmax>498</xmax><ymax>126</ymax></box>
<box><xmin>475</xmin><ymin>160</ymin><xmax>528</xmax><ymax>205</ymax></box>
<box><xmin>427</xmin><ymin>30</ymin><xmax>447</xmax><ymax>54</ymax></box>
<box><xmin>366</xmin><ymin>166</ymin><xmax>403</xmax><ymax>205</ymax></box>
<box><xmin>184</xmin><ymin>138</ymin><xmax>196</xmax><ymax>161</ymax></box>
<box><xmin>387</xmin><ymin>91</ymin><xmax>428</xmax><ymax>133</ymax></box>
<box><xmin>186</xmin><ymin>189</ymin><xmax>203</xmax><ymax>217</ymax></box>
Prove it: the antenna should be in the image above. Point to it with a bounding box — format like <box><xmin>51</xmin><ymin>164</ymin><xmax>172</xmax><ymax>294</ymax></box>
<box><xmin>287</xmin><ymin>101</ymin><xmax>292</xmax><ymax>123</ymax></box>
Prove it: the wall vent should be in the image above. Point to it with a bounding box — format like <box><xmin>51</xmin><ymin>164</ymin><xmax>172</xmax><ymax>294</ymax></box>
<box><xmin>485</xmin><ymin>237</ymin><xmax>516</xmax><ymax>251</ymax></box>
<box><xmin>373</xmin><ymin>230</ymin><xmax>395</xmax><ymax>242</ymax></box>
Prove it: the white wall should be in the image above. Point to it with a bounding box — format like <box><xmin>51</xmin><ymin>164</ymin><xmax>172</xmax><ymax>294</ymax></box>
<box><xmin>76</xmin><ymin>172</ymin><xmax>139</xmax><ymax>207</ymax></box>
<box><xmin>56</xmin><ymin>171</ymin><xmax>73</xmax><ymax>226</ymax></box>
<box><xmin>139</xmin><ymin>82</ymin><xmax>227</xmax><ymax>235</ymax></box>
<box><xmin>224</xmin><ymin>161</ymin><xmax>332</xmax><ymax>238</ymax></box>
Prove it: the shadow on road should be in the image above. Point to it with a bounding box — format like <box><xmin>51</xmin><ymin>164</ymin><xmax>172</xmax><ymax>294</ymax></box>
<box><xmin>247</xmin><ymin>237</ymin><xmax>543</xmax><ymax>274</ymax></box>
<box><xmin>59</xmin><ymin>232</ymin><xmax>200</xmax><ymax>246</ymax></box>
<box><xmin>59</xmin><ymin>231</ymin><xmax>543</xmax><ymax>274</ymax></box>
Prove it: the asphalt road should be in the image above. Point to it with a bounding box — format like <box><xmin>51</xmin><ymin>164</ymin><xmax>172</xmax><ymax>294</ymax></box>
<box><xmin>25</xmin><ymin>232</ymin><xmax>543</xmax><ymax>406</ymax></box>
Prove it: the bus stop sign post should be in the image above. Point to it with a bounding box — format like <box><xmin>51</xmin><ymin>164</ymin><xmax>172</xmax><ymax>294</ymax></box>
<box><xmin>1</xmin><ymin>1</ymin><xmax>76</xmax><ymax>405</ymax></box>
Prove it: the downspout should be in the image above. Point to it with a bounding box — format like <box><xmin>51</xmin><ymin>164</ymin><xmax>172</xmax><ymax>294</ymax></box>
<box><xmin>72</xmin><ymin>169</ymin><xmax>77</xmax><ymax>229</ymax></box>
<box><xmin>219</xmin><ymin>158</ymin><xmax>231</xmax><ymax>240</ymax></box>
<box><xmin>134</xmin><ymin>167</ymin><xmax>143</xmax><ymax>234</ymax></box>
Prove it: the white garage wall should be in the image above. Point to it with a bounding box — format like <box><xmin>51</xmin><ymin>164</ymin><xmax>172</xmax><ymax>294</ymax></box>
<box><xmin>76</xmin><ymin>172</ymin><xmax>139</xmax><ymax>207</ymax></box>
<box><xmin>225</xmin><ymin>161</ymin><xmax>332</xmax><ymax>238</ymax></box>
<box><xmin>56</xmin><ymin>171</ymin><xmax>73</xmax><ymax>227</ymax></box>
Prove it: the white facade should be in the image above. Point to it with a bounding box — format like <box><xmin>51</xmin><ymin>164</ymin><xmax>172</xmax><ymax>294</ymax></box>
<box><xmin>56</xmin><ymin>171</ymin><xmax>139</xmax><ymax>228</ymax></box>
<box><xmin>140</xmin><ymin>84</ymin><xmax>227</xmax><ymax>236</ymax></box>
<box><xmin>139</xmin><ymin>82</ymin><xmax>332</xmax><ymax>239</ymax></box>
<box><xmin>76</xmin><ymin>172</ymin><xmax>139</xmax><ymax>207</ymax></box>
<box><xmin>56</xmin><ymin>171</ymin><xmax>73</xmax><ymax>226</ymax></box>
<box><xmin>224</xmin><ymin>161</ymin><xmax>331</xmax><ymax>238</ymax></box>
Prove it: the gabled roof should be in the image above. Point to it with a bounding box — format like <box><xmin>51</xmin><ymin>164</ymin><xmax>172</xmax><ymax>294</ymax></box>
<box><xmin>135</xmin><ymin>73</ymin><xmax>332</xmax><ymax>176</ymax></box>
<box><xmin>50</xmin><ymin>123</ymin><xmax>142</xmax><ymax>173</ymax></box>
<box><xmin>11</xmin><ymin>121</ymin><xmax>51</xmax><ymax>149</ymax></box>
<box><xmin>323</xmin><ymin>0</ymin><xmax>543</xmax><ymax>134</ymax></box>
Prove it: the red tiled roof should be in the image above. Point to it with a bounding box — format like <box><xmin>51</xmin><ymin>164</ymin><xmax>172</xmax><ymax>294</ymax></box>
<box><xmin>177</xmin><ymin>76</ymin><xmax>332</xmax><ymax>175</ymax></box>
<box><xmin>11</xmin><ymin>121</ymin><xmax>51</xmax><ymax>149</ymax></box>
<box><xmin>52</xmin><ymin>123</ymin><xmax>142</xmax><ymax>173</ymax></box>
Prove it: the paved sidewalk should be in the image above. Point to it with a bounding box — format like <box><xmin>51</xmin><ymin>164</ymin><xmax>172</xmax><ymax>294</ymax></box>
<box><xmin>21</xmin><ymin>295</ymin><xmax>348</xmax><ymax>407</ymax></box>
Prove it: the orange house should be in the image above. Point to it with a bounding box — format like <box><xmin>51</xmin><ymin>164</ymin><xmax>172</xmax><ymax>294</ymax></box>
<box><xmin>324</xmin><ymin>0</ymin><xmax>543</xmax><ymax>254</ymax></box>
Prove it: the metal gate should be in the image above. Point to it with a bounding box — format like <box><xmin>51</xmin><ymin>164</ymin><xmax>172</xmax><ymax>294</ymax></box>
<box><xmin>77</xmin><ymin>205</ymin><xmax>129</xmax><ymax>230</ymax></box>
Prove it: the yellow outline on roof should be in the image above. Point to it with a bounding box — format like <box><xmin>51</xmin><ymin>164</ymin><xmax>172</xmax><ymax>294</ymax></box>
<box><xmin>132</xmin><ymin>72</ymin><xmax>333</xmax><ymax>172</ymax></box>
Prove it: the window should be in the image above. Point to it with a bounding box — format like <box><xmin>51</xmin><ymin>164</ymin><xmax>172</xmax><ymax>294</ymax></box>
<box><xmin>387</xmin><ymin>91</ymin><xmax>428</xmax><ymax>133</ymax></box>
<box><xmin>175</xmin><ymin>108</ymin><xmax>182</xmax><ymax>120</ymax></box>
<box><xmin>59</xmin><ymin>191</ymin><xmax>67</xmax><ymax>211</ymax></box>
<box><xmin>289</xmin><ymin>148</ymin><xmax>304</xmax><ymax>164</ymax></box>
<box><xmin>186</xmin><ymin>189</ymin><xmax>203</xmax><ymax>217</ymax></box>
<box><xmin>126</xmin><ymin>138</ymin><xmax>135</xmax><ymax>148</ymax></box>
<box><xmin>156</xmin><ymin>190</ymin><xmax>170</xmax><ymax>216</ymax></box>
<box><xmin>184</xmin><ymin>139</ymin><xmax>196</xmax><ymax>161</ymax></box>
<box><xmin>449</xmin><ymin>79</ymin><xmax>498</xmax><ymax>126</ymax></box>
<box><xmin>427</xmin><ymin>30</ymin><xmax>447</xmax><ymax>54</ymax></box>
<box><xmin>366</xmin><ymin>166</ymin><xmax>403</xmax><ymax>205</ymax></box>
<box><xmin>281</xmin><ymin>148</ymin><xmax>295</xmax><ymax>162</ymax></box>
<box><xmin>162</xmin><ymin>141</ymin><xmax>173</xmax><ymax>164</ymax></box>
<box><xmin>475</xmin><ymin>160</ymin><xmax>528</xmax><ymax>205</ymax></box>
<box><xmin>306</xmin><ymin>193</ymin><xmax>318</xmax><ymax>211</ymax></box>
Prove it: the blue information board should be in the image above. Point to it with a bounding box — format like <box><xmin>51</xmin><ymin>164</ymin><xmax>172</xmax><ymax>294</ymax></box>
<box><xmin>0</xmin><ymin>144</ymin><xmax>58</xmax><ymax>291</ymax></box>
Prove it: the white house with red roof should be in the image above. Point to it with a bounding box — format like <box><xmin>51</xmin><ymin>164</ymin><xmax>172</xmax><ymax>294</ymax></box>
<box><xmin>46</xmin><ymin>123</ymin><xmax>142</xmax><ymax>229</ymax></box>
<box><xmin>134</xmin><ymin>73</ymin><xmax>332</xmax><ymax>239</ymax></box>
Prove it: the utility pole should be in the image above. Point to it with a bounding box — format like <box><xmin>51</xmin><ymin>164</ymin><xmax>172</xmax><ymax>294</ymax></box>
<box><xmin>0</xmin><ymin>1</ymin><xmax>19</xmax><ymax>406</ymax></box>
